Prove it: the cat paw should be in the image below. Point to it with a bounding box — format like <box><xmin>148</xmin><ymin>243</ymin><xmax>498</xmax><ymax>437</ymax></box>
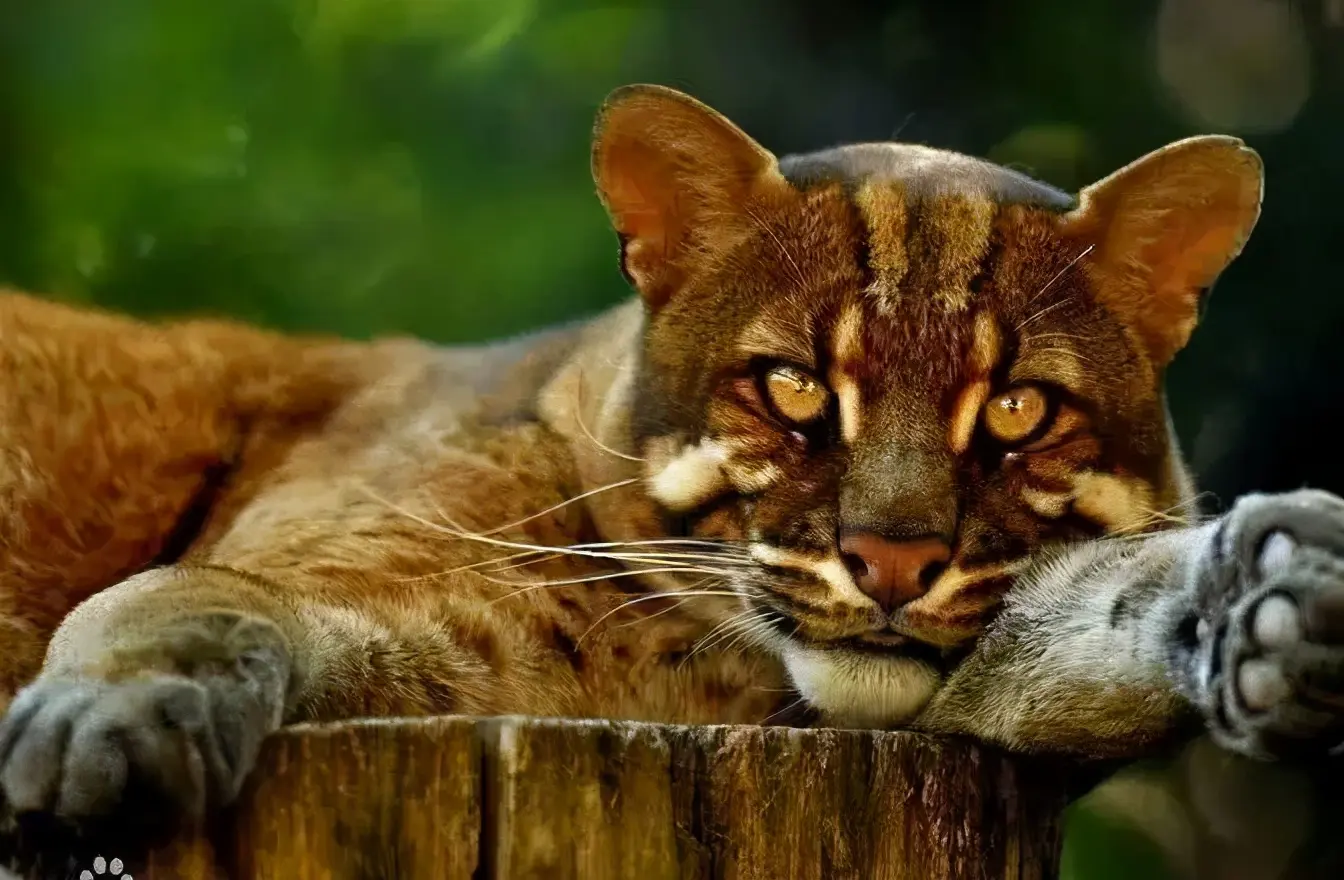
<box><xmin>1186</xmin><ymin>489</ymin><xmax>1344</xmax><ymax>759</ymax></box>
<box><xmin>0</xmin><ymin>669</ymin><xmax>275</xmax><ymax>830</ymax></box>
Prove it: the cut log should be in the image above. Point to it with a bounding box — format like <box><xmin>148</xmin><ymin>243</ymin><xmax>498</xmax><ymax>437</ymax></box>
<box><xmin>4</xmin><ymin>717</ymin><xmax>1075</xmax><ymax>879</ymax></box>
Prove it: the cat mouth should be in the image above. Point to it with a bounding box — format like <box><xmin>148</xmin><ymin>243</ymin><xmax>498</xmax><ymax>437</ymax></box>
<box><xmin>829</xmin><ymin>634</ymin><xmax>949</xmax><ymax>665</ymax></box>
<box><xmin>746</xmin><ymin>592</ymin><xmax>957</xmax><ymax>665</ymax></box>
<box><xmin>834</xmin><ymin>632</ymin><xmax>916</xmax><ymax>652</ymax></box>
<box><xmin>782</xmin><ymin>627</ymin><xmax>950</xmax><ymax>668</ymax></box>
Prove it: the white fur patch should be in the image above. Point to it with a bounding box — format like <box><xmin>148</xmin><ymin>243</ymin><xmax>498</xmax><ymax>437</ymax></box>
<box><xmin>1022</xmin><ymin>487</ymin><xmax>1072</xmax><ymax>519</ymax></box>
<box><xmin>782</xmin><ymin>642</ymin><xmax>940</xmax><ymax>728</ymax></box>
<box><xmin>645</xmin><ymin>439</ymin><xmax>729</xmax><ymax>511</ymax></box>
<box><xmin>722</xmin><ymin>460</ymin><xmax>783</xmax><ymax>494</ymax></box>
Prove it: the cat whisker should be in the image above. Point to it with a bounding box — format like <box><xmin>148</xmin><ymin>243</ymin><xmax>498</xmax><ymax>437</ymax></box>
<box><xmin>394</xmin><ymin>537</ymin><xmax>753</xmax><ymax>585</ymax></box>
<box><xmin>466</xmin><ymin>477</ymin><xmax>641</xmax><ymax>537</ymax></box>
<box><xmin>1101</xmin><ymin>497</ymin><xmax>1217</xmax><ymax>542</ymax></box>
<box><xmin>596</xmin><ymin>578</ymin><xmax>719</xmax><ymax>633</ymax></box>
<box><xmin>681</xmin><ymin>613</ymin><xmax>748</xmax><ymax>663</ymax></box>
<box><xmin>1115</xmin><ymin>493</ymin><xmax>1216</xmax><ymax>533</ymax></box>
<box><xmin>746</xmin><ymin>206</ymin><xmax>810</xmax><ymax>293</ymax></box>
<box><xmin>480</xmin><ymin>565</ymin><xmax>742</xmax><ymax>596</ymax></box>
<box><xmin>1014</xmin><ymin>299</ymin><xmax>1074</xmax><ymax>332</ymax></box>
<box><xmin>1020</xmin><ymin>330</ymin><xmax>1097</xmax><ymax>347</ymax></box>
<box><xmin>760</xmin><ymin>696</ymin><xmax>810</xmax><ymax>726</ymax></box>
<box><xmin>1031</xmin><ymin>346</ymin><xmax>1098</xmax><ymax>367</ymax></box>
<box><xmin>363</xmin><ymin>487</ymin><xmax>755</xmax><ymax>570</ymax></box>
<box><xmin>393</xmin><ymin>548</ymin><xmax>557</xmax><ymax>583</ymax></box>
<box><xmin>483</xmin><ymin>571</ymin><xmax>731</xmax><ymax>608</ymax></box>
<box><xmin>574</xmin><ymin>370</ymin><xmax>646</xmax><ymax>463</ymax></box>
<box><xmin>577</xmin><ymin>583</ymin><xmax>737</xmax><ymax>645</ymax></box>
<box><xmin>1022</xmin><ymin>244</ymin><xmax>1095</xmax><ymax>308</ymax></box>
<box><xmin>683</xmin><ymin>609</ymin><xmax>763</xmax><ymax>666</ymax></box>
<box><xmin>720</xmin><ymin>615</ymin><xmax>778</xmax><ymax>656</ymax></box>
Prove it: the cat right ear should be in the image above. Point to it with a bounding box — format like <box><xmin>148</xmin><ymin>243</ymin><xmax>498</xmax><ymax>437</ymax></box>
<box><xmin>592</xmin><ymin>84</ymin><xmax>782</xmax><ymax>310</ymax></box>
<box><xmin>1061</xmin><ymin>135</ymin><xmax>1263</xmax><ymax>367</ymax></box>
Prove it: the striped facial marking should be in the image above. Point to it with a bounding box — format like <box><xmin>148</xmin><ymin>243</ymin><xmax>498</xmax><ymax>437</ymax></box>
<box><xmin>600</xmin><ymin>85</ymin><xmax>1259</xmax><ymax>728</ymax></box>
<box><xmin>829</xmin><ymin>304</ymin><xmax>865</xmax><ymax>444</ymax></box>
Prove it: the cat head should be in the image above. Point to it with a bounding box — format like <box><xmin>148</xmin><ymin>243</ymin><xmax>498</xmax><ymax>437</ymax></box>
<box><xmin>590</xmin><ymin>84</ymin><xmax>1262</xmax><ymax>726</ymax></box>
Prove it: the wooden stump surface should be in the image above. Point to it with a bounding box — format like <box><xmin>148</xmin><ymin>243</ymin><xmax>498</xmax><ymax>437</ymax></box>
<box><xmin>3</xmin><ymin>716</ymin><xmax>1075</xmax><ymax>880</ymax></box>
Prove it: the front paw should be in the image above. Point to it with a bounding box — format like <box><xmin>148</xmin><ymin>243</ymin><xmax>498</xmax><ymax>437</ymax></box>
<box><xmin>0</xmin><ymin>668</ymin><xmax>278</xmax><ymax>829</ymax></box>
<box><xmin>1184</xmin><ymin>489</ymin><xmax>1344</xmax><ymax>759</ymax></box>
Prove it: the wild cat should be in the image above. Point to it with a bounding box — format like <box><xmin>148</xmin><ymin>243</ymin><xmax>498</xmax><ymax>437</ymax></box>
<box><xmin>0</xmin><ymin>85</ymin><xmax>1339</xmax><ymax>835</ymax></box>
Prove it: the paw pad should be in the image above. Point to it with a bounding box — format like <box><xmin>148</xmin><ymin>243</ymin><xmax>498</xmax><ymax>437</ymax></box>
<box><xmin>78</xmin><ymin>856</ymin><xmax>131</xmax><ymax>880</ymax></box>
<box><xmin>1252</xmin><ymin>593</ymin><xmax>1301</xmax><ymax>650</ymax></box>
<box><xmin>1237</xmin><ymin>656</ymin><xmax>1289</xmax><ymax>712</ymax></box>
<box><xmin>1258</xmin><ymin>530</ymin><xmax>1297</xmax><ymax>576</ymax></box>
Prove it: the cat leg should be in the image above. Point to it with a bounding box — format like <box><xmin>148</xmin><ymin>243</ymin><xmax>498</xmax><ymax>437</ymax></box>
<box><xmin>912</xmin><ymin>523</ymin><xmax>1202</xmax><ymax>756</ymax></box>
<box><xmin>0</xmin><ymin>565</ymin><xmax>299</xmax><ymax>824</ymax></box>
<box><xmin>0</xmin><ymin>554</ymin><xmax>514</xmax><ymax>830</ymax></box>
<box><xmin>914</xmin><ymin>488</ymin><xmax>1344</xmax><ymax>760</ymax></box>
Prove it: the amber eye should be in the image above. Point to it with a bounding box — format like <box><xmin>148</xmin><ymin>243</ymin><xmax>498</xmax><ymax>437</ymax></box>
<box><xmin>764</xmin><ymin>365</ymin><xmax>830</xmax><ymax>424</ymax></box>
<box><xmin>984</xmin><ymin>384</ymin><xmax>1050</xmax><ymax>445</ymax></box>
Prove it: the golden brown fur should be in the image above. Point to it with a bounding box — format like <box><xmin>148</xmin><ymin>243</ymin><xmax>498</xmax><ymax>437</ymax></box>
<box><xmin>9</xmin><ymin>85</ymin><xmax>1344</xmax><ymax>841</ymax></box>
<box><xmin>0</xmin><ymin>293</ymin><xmax>785</xmax><ymax>726</ymax></box>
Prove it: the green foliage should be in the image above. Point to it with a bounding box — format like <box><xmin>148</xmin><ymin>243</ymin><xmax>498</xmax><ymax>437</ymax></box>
<box><xmin>1062</xmin><ymin>802</ymin><xmax>1177</xmax><ymax>880</ymax></box>
<box><xmin>0</xmin><ymin>0</ymin><xmax>656</xmax><ymax>340</ymax></box>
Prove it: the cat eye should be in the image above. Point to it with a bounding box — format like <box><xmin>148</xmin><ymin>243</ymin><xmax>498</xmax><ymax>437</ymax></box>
<box><xmin>984</xmin><ymin>384</ymin><xmax>1051</xmax><ymax>445</ymax></box>
<box><xmin>764</xmin><ymin>365</ymin><xmax>830</xmax><ymax>425</ymax></box>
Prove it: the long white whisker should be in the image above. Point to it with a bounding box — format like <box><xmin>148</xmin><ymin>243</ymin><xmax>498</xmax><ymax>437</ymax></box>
<box><xmin>601</xmin><ymin>584</ymin><xmax>714</xmax><ymax>633</ymax></box>
<box><xmin>1015</xmin><ymin>298</ymin><xmax>1074</xmax><ymax>332</ymax></box>
<box><xmin>578</xmin><ymin>585</ymin><xmax>736</xmax><ymax>645</ymax></box>
<box><xmin>468</xmin><ymin>478</ymin><xmax>640</xmax><ymax>537</ymax></box>
<box><xmin>362</xmin><ymin>487</ymin><xmax>753</xmax><ymax>570</ymax></box>
<box><xmin>575</xmin><ymin>370</ymin><xmax>646</xmax><ymax>463</ymax></box>
<box><xmin>480</xmin><ymin>566</ymin><xmax>742</xmax><ymax>597</ymax></box>
<box><xmin>721</xmin><ymin>615</ymin><xmax>779</xmax><ymax>656</ymax></box>
<box><xmin>1023</xmin><ymin>243</ymin><xmax>1095</xmax><ymax>308</ymax></box>
<box><xmin>684</xmin><ymin>609</ymin><xmax>761</xmax><ymax>666</ymax></box>
<box><xmin>761</xmin><ymin>696</ymin><xmax>810</xmax><ymax>726</ymax></box>
<box><xmin>392</xmin><ymin>548</ymin><xmax>555</xmax><ymax>583</ymax></box>
<box><xmin>746</xmin><ymin>207</ymin><xmax>809</xmax><ymax>293</ymax></box>
<box><xmin>1030</xmin><ymin>346</ymin><xmax>1098</xmax><ymax>366</ymax></box>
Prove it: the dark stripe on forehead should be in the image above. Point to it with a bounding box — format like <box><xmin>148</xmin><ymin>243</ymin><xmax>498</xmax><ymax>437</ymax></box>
<box><xmin>851</xmin><ymin>205</ymin><xmax>875</xmax><ymax>294</ymax></box>
<box><xmin>966</xmin><ymin>220</ymin><xmax>1005</xmax><ymax>299</ymax></box>
<box><xmin>851</xmin><ymin>182</ymin><xmax>998</xmax><ymax>312</ymax></box>
<box><xmin>900</xmin><ymin>194</ymin><xmax>998</xmax><ymax>312</ymax></box>
<box><xmin>851</xmin><ymin>182</ymin><xmax>909</xmax><ymax>303</ymax></box>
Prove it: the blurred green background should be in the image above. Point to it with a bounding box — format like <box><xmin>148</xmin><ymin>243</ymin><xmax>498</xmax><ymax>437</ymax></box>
<box><xmin>2</xmin><ymin>0</ymin><xmax>1342</xmax><ymax>876</ymax></box>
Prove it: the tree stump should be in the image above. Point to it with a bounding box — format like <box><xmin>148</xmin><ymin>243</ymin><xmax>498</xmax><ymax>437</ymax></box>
<box><xmin>3</xmin><ymin>716</ymin><xmax>1076</xmax><ymax>879</ymax></box>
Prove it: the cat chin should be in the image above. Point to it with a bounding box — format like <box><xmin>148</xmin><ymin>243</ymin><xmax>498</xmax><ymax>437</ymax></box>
<box><xmin>780</xmin><ymin>642</ymin><xmax>941</xmax><ymax>729</ymax></box>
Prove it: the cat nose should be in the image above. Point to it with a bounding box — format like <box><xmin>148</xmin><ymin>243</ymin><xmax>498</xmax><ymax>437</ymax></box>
<box><xmin>839</xmin><ymin>532</ymin><xmax>951</xmax><ymax>613</ymax></box>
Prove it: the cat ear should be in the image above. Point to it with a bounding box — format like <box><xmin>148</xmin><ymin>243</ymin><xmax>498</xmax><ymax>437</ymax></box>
<box><xmin>592</xmin><ymin>84</ymin><xmax>782</xmax><ymax>310</ymax></box>
<box><xmin>1062</xmin><ymin>135</ymin><xmax>1263</xmax><ymax>367</ymax></box>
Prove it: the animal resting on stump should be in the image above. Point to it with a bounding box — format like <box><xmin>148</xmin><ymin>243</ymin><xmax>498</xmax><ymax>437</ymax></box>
<box><xmin>0</xmin><ymin>85</ymin><xmax>1341</xmax><ymax>846</ymax></box>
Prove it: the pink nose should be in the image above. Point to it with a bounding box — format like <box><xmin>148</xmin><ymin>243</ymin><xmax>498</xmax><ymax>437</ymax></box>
<box><xmin>840</xmin><ymin>533</ymin><xmax>951</xmax><ymax>613</ymax></box>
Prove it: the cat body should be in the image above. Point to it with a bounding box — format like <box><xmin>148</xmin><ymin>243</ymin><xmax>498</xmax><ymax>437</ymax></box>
<box><xmin>0</xmin><ymin>293</ymin><xmax>788</xmax><ymax>729</ymax></box>
<box><xmin>0</xmin><ymin>85</ymin><xmax>1342</xmax><ymax>830</ymax></box>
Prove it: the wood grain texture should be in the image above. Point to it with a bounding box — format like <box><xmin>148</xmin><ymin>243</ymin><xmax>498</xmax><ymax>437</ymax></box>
<box><xmin>1</xmin><ymin>717</ymin><xmax>1072</xmax><ymax>880</ymax></box>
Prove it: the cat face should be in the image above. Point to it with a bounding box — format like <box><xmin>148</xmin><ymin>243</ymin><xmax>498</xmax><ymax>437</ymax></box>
<box><xmin>592</xmin><ymin>84</ymin><xmax>1262</xmax><ymax>725</ymax></box>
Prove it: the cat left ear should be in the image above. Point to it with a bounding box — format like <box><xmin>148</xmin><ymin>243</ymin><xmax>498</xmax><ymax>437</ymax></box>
<box><xmin>592</xmin><ymin>84</ymin><xmax>783</xmax><ymax>311</ymax></box>
<box><xmin>1062</xmin><ymin>135</ymin><xmax>1263</xmax><ymax>367</ymax></box>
